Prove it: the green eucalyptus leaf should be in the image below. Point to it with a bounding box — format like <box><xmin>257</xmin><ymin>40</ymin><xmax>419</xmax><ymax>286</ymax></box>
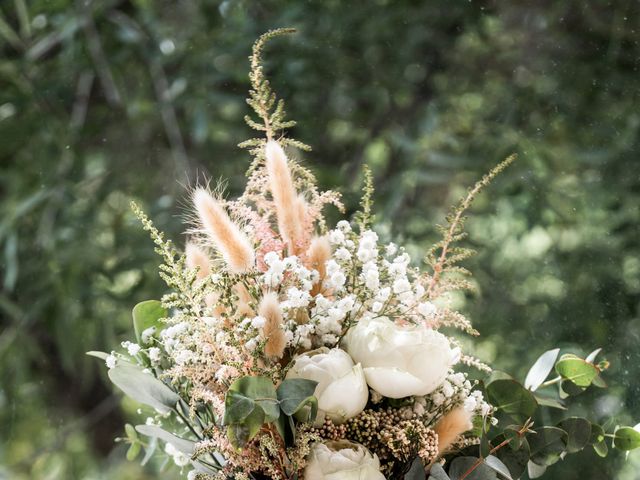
<box><xmin>612</xmin><ymin>426</ymin><xmax>640</xmax><ymax>451</ymax></box>
<box><xmin>135</xmin><ymin>424</ymin><xmax>195</xmax><ymax>454</ymax></box>
<box><xmin>485</xmin><ymin>379</ymin><xmax>538</xmax><ymax>419</ymax></box>
<box><xmin>528</xmin><ymin>427</ymin><xmax>567</xmax><ymax>466</ymax></box>
<box><xmin>524</xmin><ymin>348</ymin><xmax>560</xmax><ymax>391</ymax></box>
<box><xmin>533</xmin><ymin>394</ymin><xmax>566</xmax><ymax>410</ymax></box>
<box><xmin>132</xmin><ymin>300</ymin><xmax>167</xmax><ymax>344</ymax></box>
<box><xmin>125</xmin><ymin>423</ymin><xmax>138</xmax><ymax>442</ymax></box>
<box><xmin>555</xmin><ymin>355</ymin><xmax>599</xmax><ymax>387</ymax></box>
<box><xmin>428</xmin><ymin>463</ymin><xmax>451</xmax><ymax>480</ymax></box>
<box><xmin>224</xmin><ymin>390</ymin><xmax>256</xmax><ymax>424</ymax></box>
<box><xmin>559</xmin><ymin>379</ymin><xmax>585</xmax><ymax>397</ymax></box>
<box><xmin>557</xmin><ymin>417</ymin><xmax>591</xmax><ymax>453</ymax></box>
<box><xmin>591</xmin><ymin>374</ymin><xmax>607</xmax><ymax>388</ymax></box>
<box><xmin>228</xmin><ymin>376</ymin><xmax>280</xmax><ymax>422</ymax></box>
<box><xmin>277</xmin><ymin>378</ymin><xmax>318</xmax><ymax>419</ymax></box>
<box><xmin>495</xmin><ymin>435</ymin><xmax>530</xmax><ymax>479</ymax></box>
<box><xmin>86</xmin><ymin>351</ymin><xmax>110</xmax><ymax>360</ymax></box>
<box><xmin>484</xmin><ymin>455</ymin><xmax>513</xmax><ymax>480</ymax></box>
<box><xmin>404</xmin><ymin>457</ymin><xmax>426</xmax><ymax>480</ymax></box>
<box><xmin>108</xmin><ymin>362</ymin><xmax>179</xmax><ymax>413</ymax></box>
<box><xmin>527</xmin><ymin>461</ymin><xmax>547</xmax><ymax>478</ymax></box>
<box><xmin>448</xmin><ymin>456</ymin><xmax>497</xmax><ymax>480</ymax></box>
<box><xmin>593</xmin><ymin>439</ymin><xmax>608</xmax><ymax>457</ymax></box>
<box><xmin>227</xmin><ymin>406</ymin><xmax>265</xmax><ymax>448</ymax></box>
<box><xmin>590</xmin><ymin>423</ymin><xmax>605</xmax><ymax>444</ymax></box>
<box><xmin>126</xmin><ymin>441</ymin><xmax>141</xmax><ymax>461</ymax></box>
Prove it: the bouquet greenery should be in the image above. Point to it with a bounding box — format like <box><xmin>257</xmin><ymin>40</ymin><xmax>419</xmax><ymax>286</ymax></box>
<box><xmin>90</xmin><ymin>29</ymin><xmax>640</xmax><ymax>480</ymax></box>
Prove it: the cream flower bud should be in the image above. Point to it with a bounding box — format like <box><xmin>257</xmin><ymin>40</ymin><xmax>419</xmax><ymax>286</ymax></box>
<box><xmin>304</xmin><ymin>441</ymin><xmax>386</xmax><ymax>480</ymax></box>
<box><xmin>286</xmin><ymin>348</ymin><xmax>368</xmax><ymax>425</ymax></box>
<box><xmin>344</xmin><ymin>317</ymin><xmax>455</xmax><ymax>398</ymax></box>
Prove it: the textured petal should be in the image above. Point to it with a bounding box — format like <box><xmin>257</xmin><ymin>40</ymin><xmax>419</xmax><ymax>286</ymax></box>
<box><xmin>319</xmin><ymin>364</ymin><xmax>368</xmax><ymax>423</ymax></box>
<box><xmin>363</xmin><ymin>367</ymin><xmax>428</xmax><ymax>398</ymax></box>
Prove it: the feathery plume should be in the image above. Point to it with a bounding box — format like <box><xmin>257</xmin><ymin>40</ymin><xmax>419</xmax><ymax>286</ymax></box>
<box><xmin>234</xmin><ymin>283</ymin><xmax>255</xmax><ymax>318</ymax></box>
<box><xmin>306</xmin><ymin>235</ymin><xmax>331</xmax><ymax>296</ymax></box>
<box><xmin>433</xmin><ymin>407</ymin><xmax>473</xmax><ymax>456</ymax></box>
<box><xmin>193</xmin><ymin>188</ymin><xmax>255</xmax><ymax>274</ymax></box>
<box><xmin>185</xmin><ymin>241</ymin><xmax>211</xmax><ymax>280</ymax></box>
<box><xmin>265</xmin><ymin>140</ymin><xmax>303</xmax><ymax>253</ymax></box>
<box><xmin>258</xmin><ymin>292</ymin><xmax>286</xmax><ymax>359</ymax></box>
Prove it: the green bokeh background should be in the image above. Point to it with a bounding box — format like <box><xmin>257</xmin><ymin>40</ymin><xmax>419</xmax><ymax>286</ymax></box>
<box><xmin>1</xmin><ymin>1</ymin><xmax>639</xmax><ymax>478</ymax></box>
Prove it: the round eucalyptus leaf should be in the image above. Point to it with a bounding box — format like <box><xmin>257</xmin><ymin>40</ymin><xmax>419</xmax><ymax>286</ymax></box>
<box><xmin>612</xmin><ymin>426</ymin><xmax>640</xmax><ymax>451</ymax></box>
<box><xmin>528</xmin><ymin>427</ymin><xmax>568</xmax><ymax>466</ymax></box>
<box><xmin>558</xmin><ymin>417</ymin><xmax>591</xmax><ymax>453</ymax></box>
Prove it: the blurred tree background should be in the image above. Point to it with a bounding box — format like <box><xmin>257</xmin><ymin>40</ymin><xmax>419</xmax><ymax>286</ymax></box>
<box><xmin>1</xmin><ymin>0</ymin><xmax>639</xmax><ymax>478</ymax></box>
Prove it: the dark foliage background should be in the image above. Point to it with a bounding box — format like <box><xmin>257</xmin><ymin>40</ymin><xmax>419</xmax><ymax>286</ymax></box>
<box><xmin>1</xmin><ymin>1</ymin><xmax>639</xmax><ymax>478</ymax></box>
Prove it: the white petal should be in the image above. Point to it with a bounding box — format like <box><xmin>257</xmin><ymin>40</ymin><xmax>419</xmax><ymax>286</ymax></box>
<box><xmin>363</xmin><ymin>367</ymin><xmax>429</xmax><ymax>398</ymax></box>
<box><xmin>319</xmin><ymin>364</ymin><xmax>368</xmax><ymax>423</ymax></box>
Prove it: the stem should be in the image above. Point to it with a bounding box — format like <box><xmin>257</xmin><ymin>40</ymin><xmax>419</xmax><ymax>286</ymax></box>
<box><xmin>459</xmin><ymin>438</ymin><xmax>511</xmax><ymax>480</ymax></box>
<box><xmin>539</xmin><ymin>376</ymin><xmax>562</xmax><ymax>388</ymax></box>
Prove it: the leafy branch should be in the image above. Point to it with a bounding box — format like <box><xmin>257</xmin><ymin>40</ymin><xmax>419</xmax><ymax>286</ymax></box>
<box><xmin>425</xmin><ymin>154</ymin><xmax>517</xmax><ymax>298</ymax></box>
<box><xmin>239</xmin><ymin>28</ymin><xmax>311</xmax><ymax>166</ymax></box>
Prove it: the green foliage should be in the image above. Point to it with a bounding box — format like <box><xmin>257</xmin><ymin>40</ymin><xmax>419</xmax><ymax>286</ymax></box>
<box><xmin>132</xmin><ymin>300</ymin><xmax>167</xmax><ymax>344</ymax></box>
<box><xmin>223</xmin><ymin>375</ymin><xmax>318</xmax><ymax>448</ymax></box>
<box><xmin>106</xmin><ymin>361</ymin><xmax>179</xmax><ymax>414</ymax></box>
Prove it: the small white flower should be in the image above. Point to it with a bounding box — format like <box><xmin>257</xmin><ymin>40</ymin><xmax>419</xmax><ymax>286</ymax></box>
<box><xmin>441</xmin><ymin>381</ymin><xmax>454</xmax><ymax>398</ymax></box>
<box><xmin>148</xmin><ymin>347</ymin><xmax>161</xmax><ymax>364</ymax></box>
<box><xmin>385</xmin><ymin>243</ymin><xmax>397</xmax><ymax>256</ymax></box>
<box><xmin>371</xmin><ymin>301</ymin><xmax>383</xmax><ymax>313</ymax></box>
<box><xmin>334</xmin><ymin>247</ymin><xmax>352</xmax><ymax>261</ymax></box>
<box><xmin>263</xmin><ymin>251</ymin><xmax>281</xmax><ymax>266</ymax></box>
<box><xmin>392</xmin><ymin>277</ymin><xmax>411</xmax><ymax>294</ymax></box>
<box><xmin>287</xmin><ymin>287</ymin><xmax>312</xmax><ymax>308</ymax></box>
<box><xmin>251</xmin><ymin>315</ymin><xmax>266</xmax><ymax>329</ymax></box>
<box><xmin>175</xmin><ymin>349</ymin><xmax>194</xmax><ymax>365</ymax></box>
<box><xmin>336</xmin><ymin>220</ymin><xmax>352</xmax><ymax>232</ymax></box>
<box><xmin>105</xmin><ymin>354</ymin><xmax>117</xmax><ymax>369</ymax></box>
<box><xmin>246</xmin><ymin>338</ymin><xmax>258</xmax><ymax>352</ymax></box>
<box><xmin>127</xmin><ymin>343</ymin><xmax>141</xmax><ymax>356</ymax></box>
<box><xmin>417</xmin><ymin>301</ymin><xmax>437</xmax><ymax>317</ymax></box>
<box><xmin>329</xmin><ymin>229</ymin><xmax>345</xmax><ymax>245</ymax></box>
<box><xmin>464</xmin><ymin>396</ymin><xmax>477</xmax><ymax>412</ymax></box>
<box><xmin>141</xmin><ymin>326</ymin><xmax>156</xmax><ymax>344</ymax></box>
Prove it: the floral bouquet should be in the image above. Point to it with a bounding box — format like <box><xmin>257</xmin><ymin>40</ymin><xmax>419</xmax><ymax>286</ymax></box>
<box><xmin>90</xmin><ymin>29</ymin><xmax>640</xmax><ymax>480</ymax></box>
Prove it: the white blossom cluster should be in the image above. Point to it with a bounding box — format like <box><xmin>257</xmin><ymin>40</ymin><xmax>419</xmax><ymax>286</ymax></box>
<box><xmin>413</xmin><ymin>370</ymin><xmax>493</xmax><ymax>426</ymax></box>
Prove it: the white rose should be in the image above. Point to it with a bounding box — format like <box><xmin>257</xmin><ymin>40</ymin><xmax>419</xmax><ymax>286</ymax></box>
<box><xmin>286</xmin><ymin>348</ymin><xmax>368</xmax><ymax>425</ymax></box>
<box><xmin>344</xmin><ymin>316</ymin><xmax>455</xmax><ymax>399</ymax></box>
<box><xmin>304</xmin><ymin>441</ymin><xmax>386</xmax><ymax>480</ymax></box>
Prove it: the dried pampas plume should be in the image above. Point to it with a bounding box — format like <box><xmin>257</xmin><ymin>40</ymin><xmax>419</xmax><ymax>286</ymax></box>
<box><xmin>306</xmin><ymin>235</ymin><xmax>331</xmax><ymax>296</ymax></box>
<box><xmin>258</xmin><ymin>292</ymin><xmax>286</xmax><ymax>359</ymax></box>
<box><xmin>185</xmin><ymin>241</ymin><xmax>211</xmax><ymax>280</ymax></box>
<box><xmin>265</xmin><ymin>140</ymin><xmax>304</xmax><ymax>253</ymax></box>
<box><xmin>434</xmin><ymin>407</ymin><xmax>473</xmax><ymax>456</ymax></box>
<box><xmin>193</xmin><ymin>188</ymin><xmax>255</xmax><ymax>274</ymax></box>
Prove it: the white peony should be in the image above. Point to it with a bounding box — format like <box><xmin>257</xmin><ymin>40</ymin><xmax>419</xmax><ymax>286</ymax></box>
<box><xmin>344</xmin><ymin>316</ymin><xmax>456</xmax><ymax>398</ymax></box>
<box><xmin>286</xmin><ymin>347</ymin><xmax>368</xmax><ymax>425</ymax></box>
<box><xmin>304</xmin><ymin>441</ymin><xmax>386</xmax><ymax>480</ymax></box>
